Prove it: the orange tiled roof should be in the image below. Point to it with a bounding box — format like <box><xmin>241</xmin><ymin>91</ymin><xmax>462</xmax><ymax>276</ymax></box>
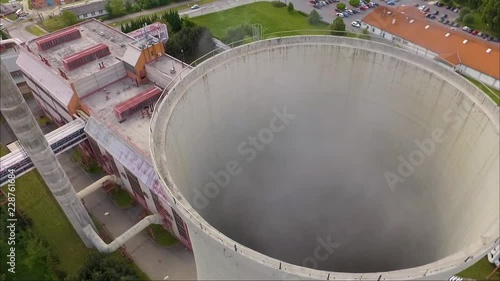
<box><xmin>362</xmin><ymin>6</ymin><xmax>500</xmax><ymax>79</ymax></box>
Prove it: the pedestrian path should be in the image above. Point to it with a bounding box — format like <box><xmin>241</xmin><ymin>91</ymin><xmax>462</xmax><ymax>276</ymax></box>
<box><xmin>58</xmin><ymin>151</ymin><xmax>197</xmax><ymax>280</ymax></box>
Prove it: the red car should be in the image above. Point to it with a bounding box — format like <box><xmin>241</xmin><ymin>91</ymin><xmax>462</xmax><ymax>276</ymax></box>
<box><xmin>360</xmin><ymin>5</ymin><xmax>367</xmax><ymax>10</ymax></box>
<box><xmin>471</xmin><ymin>30</ymin><xmax>479</xmax><ymax>35</ymax></box>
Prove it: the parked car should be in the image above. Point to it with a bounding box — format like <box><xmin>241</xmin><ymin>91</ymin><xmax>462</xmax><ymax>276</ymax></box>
<box><xmin>360</xmin><ymin>5</ymin><xmax>367</xmax><ymax>10</ymax></box>
<box><xmin>351</xmin><ymin>21</ymin><xmax>361</xmax><ymax>28</ymax></box>
<box><xmin>191</xmin><ymin>4</ymin><xmax>199</xmax><ymax>9</ymax></box>
<box><xmin>442</xmin><ymin>14</ymin><xmax>448</xmax><ymax>18</ymax></box>
<box><xmin>418</xmin><ymin>5</ymin><xmax>425</xmax><ymax>10</ymax></box>
<box><xmin>445</xmin><ymin>5</ymin><xmax>452</xmax><ymax>9</ymax></box>
<box><xmin>352</xmin><ymin>9</ymin><xmax>359</xmax><ymax>14</ymax></box>
<box><xmin>453</xmin><ymin>8</ymin><xmax>459</xmax><ymax>13</ymax></box>
<box><xmin>429</xmin><ymin>15</ymin><xmax>436</xmax><ymax>19</ymax></box>
<box><xmin>336</xmin><ymin>12</ymin><xmax>344</xmax><ymax>17</ymax></box>
<box><xmin>471</xmin><ymin>30</ymin><xmax>479</xmax><ymax>35</ymax></box>
<box><xmin>433</xmin><ymin>10</ymin><xmax>439</xmax><ymax>15</ymax></box>
<box><xmin>477</xmin><ymin>32</ymin><xmax>483</xmax><ymax>36</ymax></box>
<box><xmin>452</xmin><ymin>22</ymin><xmax>458</xmax><ymax>27</ymax></box>
<box><xmin>423</xmin><ymin>7</ymin><xmax>430</xmax><ymax>12</ymax></box>
<box><xmin>343</xmin><ymin>12</ymin><xmax>350</xmax><ymax>17</ymax></box>
<box><xmin>314</xmin><ymin>3</ymin><xmax>321</xmax><ymax>8</ymax></box>
<box><xmin>414</xmin><ymin>3</ymin><xmax>419</xmax><ymax>7</ymax></box>
<box><xmin>347</xmin><ymin>9</ymin><xmax>354</xmax><ymax>14</ymax></box>
<box><xmin>436</xmin><ymin>2</ymin><xmax>444</xmax><ymax>6</ymax></box>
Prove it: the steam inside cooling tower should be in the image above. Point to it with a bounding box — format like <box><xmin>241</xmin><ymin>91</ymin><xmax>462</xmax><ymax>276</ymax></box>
<box><xmin>160</xmin><ymin>40</ymin><xmax>499</xmax><ymax>273</ymax></box>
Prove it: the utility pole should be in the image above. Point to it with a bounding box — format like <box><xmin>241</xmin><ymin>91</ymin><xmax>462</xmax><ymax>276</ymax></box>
<box><xmin>0</xmin><ymin>60</ymin><xmax>96</xmax><ymax>248</ymax></box>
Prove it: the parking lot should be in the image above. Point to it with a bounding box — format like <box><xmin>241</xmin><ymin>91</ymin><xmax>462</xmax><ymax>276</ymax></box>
<box><xmin>290</xmin><ymin>0</ymin><xmax>495</xmax><ymax>37</ymax></box>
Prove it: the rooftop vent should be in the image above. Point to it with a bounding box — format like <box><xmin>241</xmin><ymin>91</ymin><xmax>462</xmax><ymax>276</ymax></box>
<box><xmin>425</xmin><ymin>25</ymin><xmax>430</xmax><ymax>29</ymax></box>
<box><xmin>445</xmin><ymin>33</ymin><xmax>450</xmax><ymax>37</ymax></box>
<box><xmin>120</xmin><ymin>43</ymin><xmax>126</xmax><ymax>48</ymax></box>
<box><xmin>486</xmin><ymin>48</ymin><xmax>492</xmax><ymax>53</ymax></box>
<box><xmin>35</xmin><ymin>28</ymin><xmax>81</xmax><ymax>51</ymax></box>
<box><xmin>110</xmin><ymin>37</ymin><xmax>115</xmax><ymax>42</ymax></box>
<box><xmin>463</xmin><ymin>39</ymin><xmax>468</xmax><ymax>44</ymax></box>
<box><xmin>409</xmin><ymin>19</ymin><xmax>414</xmax><ymax>23</ymax></box>
<box><xmin>99</xmin><ymin>31</ymin><xmax>105</xmax><ymax>36</ymax></box>
<box><xmin>62</xmin><ymin>43</ymin><xmax>111</xmax><ymax>71</ymax></box>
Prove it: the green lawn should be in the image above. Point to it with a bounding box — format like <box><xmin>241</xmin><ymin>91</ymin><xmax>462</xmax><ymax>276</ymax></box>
<box><xmin>110</xmin><ymin>187</ymin><xmax>136</xmax><ymax>209</ymax></box>
<box><xmin>463</xmin><ymin>75</ymin><xmax>500</xmax><ymax>105</ymax></box>
<box><xmin>458</xmin><ymin>12</ymin><xmax>499</xmax><ymax>37</ymax></box>
<box><xmin>0</xmin><ymin>0</ymin><xmax>9</xmax><ymax>3</ymax></box>
<box><xmin>149</xmin><ymin>224</ymin><xmax>178</xmax><ymax>247</ymax></box>
<box><xmin>190</xmin><ymin>2</ymin><xmax>329</xmax><ymax>39</ymax></box>
<box><xmin>0</xmin><ymin>145</ymin><xmax>93</xmax><ymax>277</ymax></box>
<box><xmin>458</xmin><ymin>256</ymin><xmax>498</xmax><ymax>280</ymax></box>
<box><xmin>0</xmin><ymin>145</ymin><xmax>149</xmax><ymax>280</ymax></box>
<box><xmin>25</xmin><ymin>24</ymin><xmax>48</xmax><ymax>36</ymax></box>
<box><xmin>109</xmin><ymin>0</ymin><xmax>218</xmax><ymax>28</ymax></box>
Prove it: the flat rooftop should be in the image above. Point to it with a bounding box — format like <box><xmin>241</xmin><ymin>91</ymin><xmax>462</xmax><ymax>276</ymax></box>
<box><xmin>24</xmin><ymin>19</ymin><xmax>134</xmax><ymax>82</ymax></box>
<box><xmin>81</xmin><ymin>77</ymin><xmax>158</xmax><ymax>156</ymax></box>
<box><xmin>146</xmin><ymin>54</ymin><xmax>189</xmax><ymax>87</ymax></box>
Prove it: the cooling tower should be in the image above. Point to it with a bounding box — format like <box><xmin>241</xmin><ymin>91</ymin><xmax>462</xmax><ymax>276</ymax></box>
<box><xmin>150</xmin><ymin>36</ymin><xmax>499</xmax><ymax>280</ymax></box>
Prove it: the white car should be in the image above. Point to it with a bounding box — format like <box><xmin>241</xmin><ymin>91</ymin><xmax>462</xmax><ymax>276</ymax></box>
<box><xmin>191</xmin><ymin>4</ymin><xmax>199</xmax><ymax>9</ymax></box>
<box><xmin>336</xmin><ymin>12</ymin><xmax>344</xmax><ymax>17</ymax></box>
<box><xmin>351</xmin><ymin>21</ymin><xmax>361</xmax><ymax>28</ymax></box>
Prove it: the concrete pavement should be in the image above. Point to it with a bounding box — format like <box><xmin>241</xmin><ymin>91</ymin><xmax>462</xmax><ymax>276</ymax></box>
<box><xmin>58</xmin><ymin>151</ymin><xmax>197</xmax><ymax>280</ymax></box>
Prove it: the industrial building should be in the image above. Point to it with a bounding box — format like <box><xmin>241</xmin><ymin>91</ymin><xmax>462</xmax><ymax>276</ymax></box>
<box><xmin>61</xmin><ymin>1</ymin><xmax>107</xmax><ymax>20</ymax></box>
<box><xmin>361</xmin><ymin>6</ymin><xmax>500</xmax><ymax>90</ymax></box>
<box><xmin>0</xmin><ymin>39</ymin><xmax>30</xmax><ymax>94</ymax></box>
<box><xmin>1</xmin><ymin>18</ymin><xmax>499</xmax><ymax>279</ymax></box>
<box><xmin>31</xmin><ymin>0</ymin><xmax>74</xmax><ymax>9</ymax></box>
<box><xmin>1</xmin><ymin>18</ymin><xmax>194</xmax><ymax>249</ymax></box>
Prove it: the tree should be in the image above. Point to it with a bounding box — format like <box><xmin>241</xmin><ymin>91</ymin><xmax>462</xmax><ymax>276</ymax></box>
<box><xmin>349</xmin><ymin>0</ymin><xmax>360</xmax><ymax>7</ymax></box>
<box><xmin>458</xmin><ymin>7</ymin><xmax>471</xmax><ymax>20</ymax></box>
<box><xmin>165</xmin><ymin>21</ymin><xmax>216</xmax><ymax>63</ymax></box>
<box><xmin>480</xmin><ymin>0</ymin><xmax>499</xmax><ymax>33</ymax></box>
<box><xmin>60</xmin><ymin>11</ymin><xmax>78</xmax><ymax>26</ymax></box>
<box><xmin>330</xmin><ymin>17</ymin><xmax>346</xmax><ymax>36</ymax></box>
<box><xmin>308</xmin><ymin>10</ymin><xmax>321</xmax><ymax>25</ymax></box>
<box><xmin>336</xmin><ymin>3</ymin><xmax>346</xmax><ymax>10</ymax></box>
<box><xmin>463</xmin><ymin>13</ymin><xmax>474</xmax><ymax>25</ymax></box>
<box><xmin>164</xmin><ymin>10</ymin><xmax>183</xmax><ymax>33</ymax></box>
<box><xmin>442</xmin><ymin>0</ymin><xmax>452</xmax><ymax>4</ymax></box>
<box><xmin>287</xmin><ymin>2</ymin><xmax>294</xmax><ymax>12</ymax></box>
<box><xmin>124</xmin><ymin>1</ymin><xmax>134</xmax><ymax>13</ymax></box>
<box><xmin>77</xmin><ymin>253</ymin><xmax>138</xmax><ymax>281</ymax></box>
<box><xmin>106</xmin><ymin>0</ymin><xmax>125</xmax><ymax>18</ymax></box>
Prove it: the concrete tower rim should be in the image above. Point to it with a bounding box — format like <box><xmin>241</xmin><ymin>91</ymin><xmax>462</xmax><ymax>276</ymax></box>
<box><xmin>150</xmin><ymin>35</ymin><xmax>500</xmax><ymax>280</ymax></box>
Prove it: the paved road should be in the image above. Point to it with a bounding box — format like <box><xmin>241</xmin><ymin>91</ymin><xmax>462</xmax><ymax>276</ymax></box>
<box><xmin>5</xmin><ymin>20</ymin><xmax>37</xmax><ymax>43</ymax></box>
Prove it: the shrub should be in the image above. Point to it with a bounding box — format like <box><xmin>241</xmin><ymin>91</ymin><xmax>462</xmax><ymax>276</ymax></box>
<box><xmin>349</xmin><ymin>0</ymin><xmax>360</xmax><ymax>7</ymax></box>
<box><xmin>308</xmin><ymin>10</ymin><xmax>321</xmax><ymax>25</ymax></box>
<box><xmin>330</xmin><ymin>17</ymin><xmax>346</xmax><ymax>36</ymax></box>
<box><xmin>287</xmin><ymin>2</ymin><xmax>294</xmax><ymax>12</ymax></box>
<box><xmin>458</xmin><ymin>7</ymin><xmax>471</xmax><ymax>20</ymax></box>
<box><xmin>463</xmin><ymin>14</ymin><xmax>474</xmax><ymax>25</ymax></box>
<box><xmin>271</xmin><ymin>1</ymin><xmax>287</xmax><ymax>8</ymax></box>
<box><xmin>336</xmin><ymin>3</ymin><xmax>346</xmax><ymax>10</ymax></box>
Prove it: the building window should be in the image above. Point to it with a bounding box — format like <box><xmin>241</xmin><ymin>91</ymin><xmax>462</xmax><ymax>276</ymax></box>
<box><xmin>124</xmin><ymin>167</ymin><xmax>148</xmax><ymax>199</ymax></box>
<box><xmin>172</xmin><ymin>209</ymin><xmax>188</xmax><ymax>241</ymax></box>
<box><xmin>99</xmin><ymin>10</ymin><xmax>103</xmax><ymax>13</ymax></box>
<box><xmin>91</xmin><ymin>12</ymin><xmax>96</xmax><ymax>16</ymax></box>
